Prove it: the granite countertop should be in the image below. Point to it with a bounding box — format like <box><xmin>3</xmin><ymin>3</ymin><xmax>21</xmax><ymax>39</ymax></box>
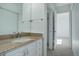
<box><xmin>0</xmin><ymin>35</ymin><xmax>43</xmax><ymax>54</ymax></box>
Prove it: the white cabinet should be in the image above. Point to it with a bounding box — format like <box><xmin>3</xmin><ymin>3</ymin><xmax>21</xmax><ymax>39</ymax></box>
<box><xmin>36</xmin><ymin>39</ymin><xmax>42</xmax><ymax>56</ymax></box>
<box><xmin>31</xmin><ymin>20</ymin><xmax>44</xmax><ymax>33</ymax></box>
<box><xmin>26</xmin><ymin>39</ymin><xmax>42</xmax><ymax>56</ymax></box>
<box><xmin>25</xmin><ymin>39</ymin><xmax>42</xmax><ymax>56</ymax></box>
<box><xmin>4</xmin><ymin>39</ymin><xmax>43</xmax><ymax>56</ymax></box>
<box><xmin>21</xmin><ymin>3</ymin><xmax>32</xmax><ymax>32</ymax></box>
<box><xmin>22</xmin><ymin>3</ymin><xmax>44</xmax><ymax>21</ymax></box>
<box><xmin>22</xmin><ymin>3</ymin><xmax>31</xmax><ymax>21</ymax></box>
<box><xmin>5</xmin><ymin>47</ymin><xmax>24</xmax><ymax>56</ymax></box>
<box><xmin>31</xmin><ymin>3</ymin><xmax>44</xmax><ymax>20</ymax></box>
<box><xmin>21</xmin><ymin>4</ymin><xmax>46</xmax><ymax>55</ymax></box>
<box><xmin>23</xmin><ymin>45</ymin><xmax>28</xmax><ymax>56</ymax></box>
<box><xmin>43</xmin><ymin>39</ymin><xmax>47</xmax><ymax>56</ymax></box>
<box><xmin>21</xmin><ymin>21</ymin><xmax>31</xmax><ymax>32</ymax></box>
<box><xmin>30</xmin><ymin>3</ymin><xmax>45</xmax><ymax>33</ymax></box>
<box><xmin>22</xmin><ymin>3</ymin><xmax>45</xmax><ymax>33</ymax></box>
<box><xmin>27</xmin><ymin>42</ymin><xmax>37</xmax><ymax>56</ymax></box>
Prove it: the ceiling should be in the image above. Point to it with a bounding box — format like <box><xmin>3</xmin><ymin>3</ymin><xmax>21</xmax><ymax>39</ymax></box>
<box><xmin>55</xmin><ymin>3</ymin><xmax>71</xmax><ymax>6</ymax></box>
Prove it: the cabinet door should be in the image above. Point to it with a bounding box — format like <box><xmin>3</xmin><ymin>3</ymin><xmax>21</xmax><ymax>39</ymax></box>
<box><xmin>36</xmin><ymin>39</ymin><xmax>42</xmax><ymax>56</ymax></box>
<box><xmin>24</xmin><ymin>49</ymin><xmax>28</xmax><ymax>56</ymax></box>
<box><xmin>31</xmin><ymin>20</ymin><xmax>44</xmax><ymax>33</ymax></box>
<box><xmin>27</xmin><ymin>42</ymin><xmax>37</xmax><ymax>56</ymax></box>
<box><xmin>21</xmin><ymin>21</ymin><xmax>31</xmax><ymax>32</ymax></box>
<box><xmin>23</xmin><ymin>3</ymin><xmax>44</xmax><ymax>21</ymax></box>
<box><xmin>5</xmin><ymin>47</ymin><xmax>24</xmax><ymax>56</ymax></box>
<box><xmin>31</xmin><ymin>3</ymin><xmax>44</xmax><ymax>20</ymax></box>
<box><xmin>21</xmin><ymin>3</ymin><xmax>31</xmax><ymax>32</ymax></box>
<box><xmin>23</xmin><ymin>45</ymin><xmax>28</xmax><ymax>56</ymax></box>
<box><xmin>43</xmin><ymin>39</ymin><xmax>47</xmax><ymax>56</ymax></box>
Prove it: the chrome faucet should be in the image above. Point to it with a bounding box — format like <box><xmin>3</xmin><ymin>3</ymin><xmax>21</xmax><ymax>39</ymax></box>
<box><xmin>16</xmin><ymin>32</ymin><xmax>21</xmax><ymax>38</ymax></box>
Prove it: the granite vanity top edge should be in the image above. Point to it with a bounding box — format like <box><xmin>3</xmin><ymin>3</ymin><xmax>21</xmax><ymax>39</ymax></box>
<box><xmin>0</xmin><ymin>35</ymin><xmax>43</xmax><ymax>54</ymax></box>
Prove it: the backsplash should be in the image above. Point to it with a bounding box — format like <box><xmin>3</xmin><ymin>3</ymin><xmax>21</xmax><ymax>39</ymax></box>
<box><xmin>0</xmin><ymin>32</ymin><xmax>43</xmax><ymax>40</ymax></box>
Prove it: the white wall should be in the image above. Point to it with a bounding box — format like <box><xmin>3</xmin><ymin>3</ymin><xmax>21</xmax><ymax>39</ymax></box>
<box><xmin>72</xmin><ymin>3</ymin><xmax>79</xmax><ymax>56</ymax></box>
<box><xmin>56</xmin><ymin>12</ymin><xmax>70</xmax><ymax>38</ymax></box>
<box><xmin>0</xmin><ymin>9</ymin><xmax>17</xmax><ymax>35</ymax></box>
<box><xmin>0</xmin><ymin>3</ymin><xmax>21</xmax><ymax>13</ymax></box>
<box><xmin>0</xmin><ymin>3</ymin><xmax>22</xmax><ymax>35</ymax></box>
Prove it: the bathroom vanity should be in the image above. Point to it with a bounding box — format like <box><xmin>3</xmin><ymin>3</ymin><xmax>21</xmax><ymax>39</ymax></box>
<box><xmin>0</xmin><ymin>33</ymin><xmax>43</xmax><ymax>56</ymax></box>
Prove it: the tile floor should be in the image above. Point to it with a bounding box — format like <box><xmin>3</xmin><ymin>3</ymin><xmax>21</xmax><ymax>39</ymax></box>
<box><xmin>47</xmin><ymin>38</ymin><xmax>73</xmax><ymax>56</ymax></box>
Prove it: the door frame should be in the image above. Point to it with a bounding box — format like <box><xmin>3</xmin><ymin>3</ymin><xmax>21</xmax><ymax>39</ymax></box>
<box><xmin>54</xmin><ymin>10</ymin><xmax>72</xmax><ymax>49</ymax></box>
<box><xmin>48</xmin><ymin>11</ymin><xmax>54</xmax><ymax>50</ymax></box>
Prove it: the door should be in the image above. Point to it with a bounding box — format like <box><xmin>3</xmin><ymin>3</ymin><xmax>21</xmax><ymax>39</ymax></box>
<box><xmin>54</xmin><ymin>11</ymin><xmax>71</xmax><ymax>49</ymax></box>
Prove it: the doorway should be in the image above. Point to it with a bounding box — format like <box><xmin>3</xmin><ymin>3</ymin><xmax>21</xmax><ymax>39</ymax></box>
<box><xmin>53</xmin><ymin>11</ymin><xmax>73</xmax><ymax>55</ymax></box>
